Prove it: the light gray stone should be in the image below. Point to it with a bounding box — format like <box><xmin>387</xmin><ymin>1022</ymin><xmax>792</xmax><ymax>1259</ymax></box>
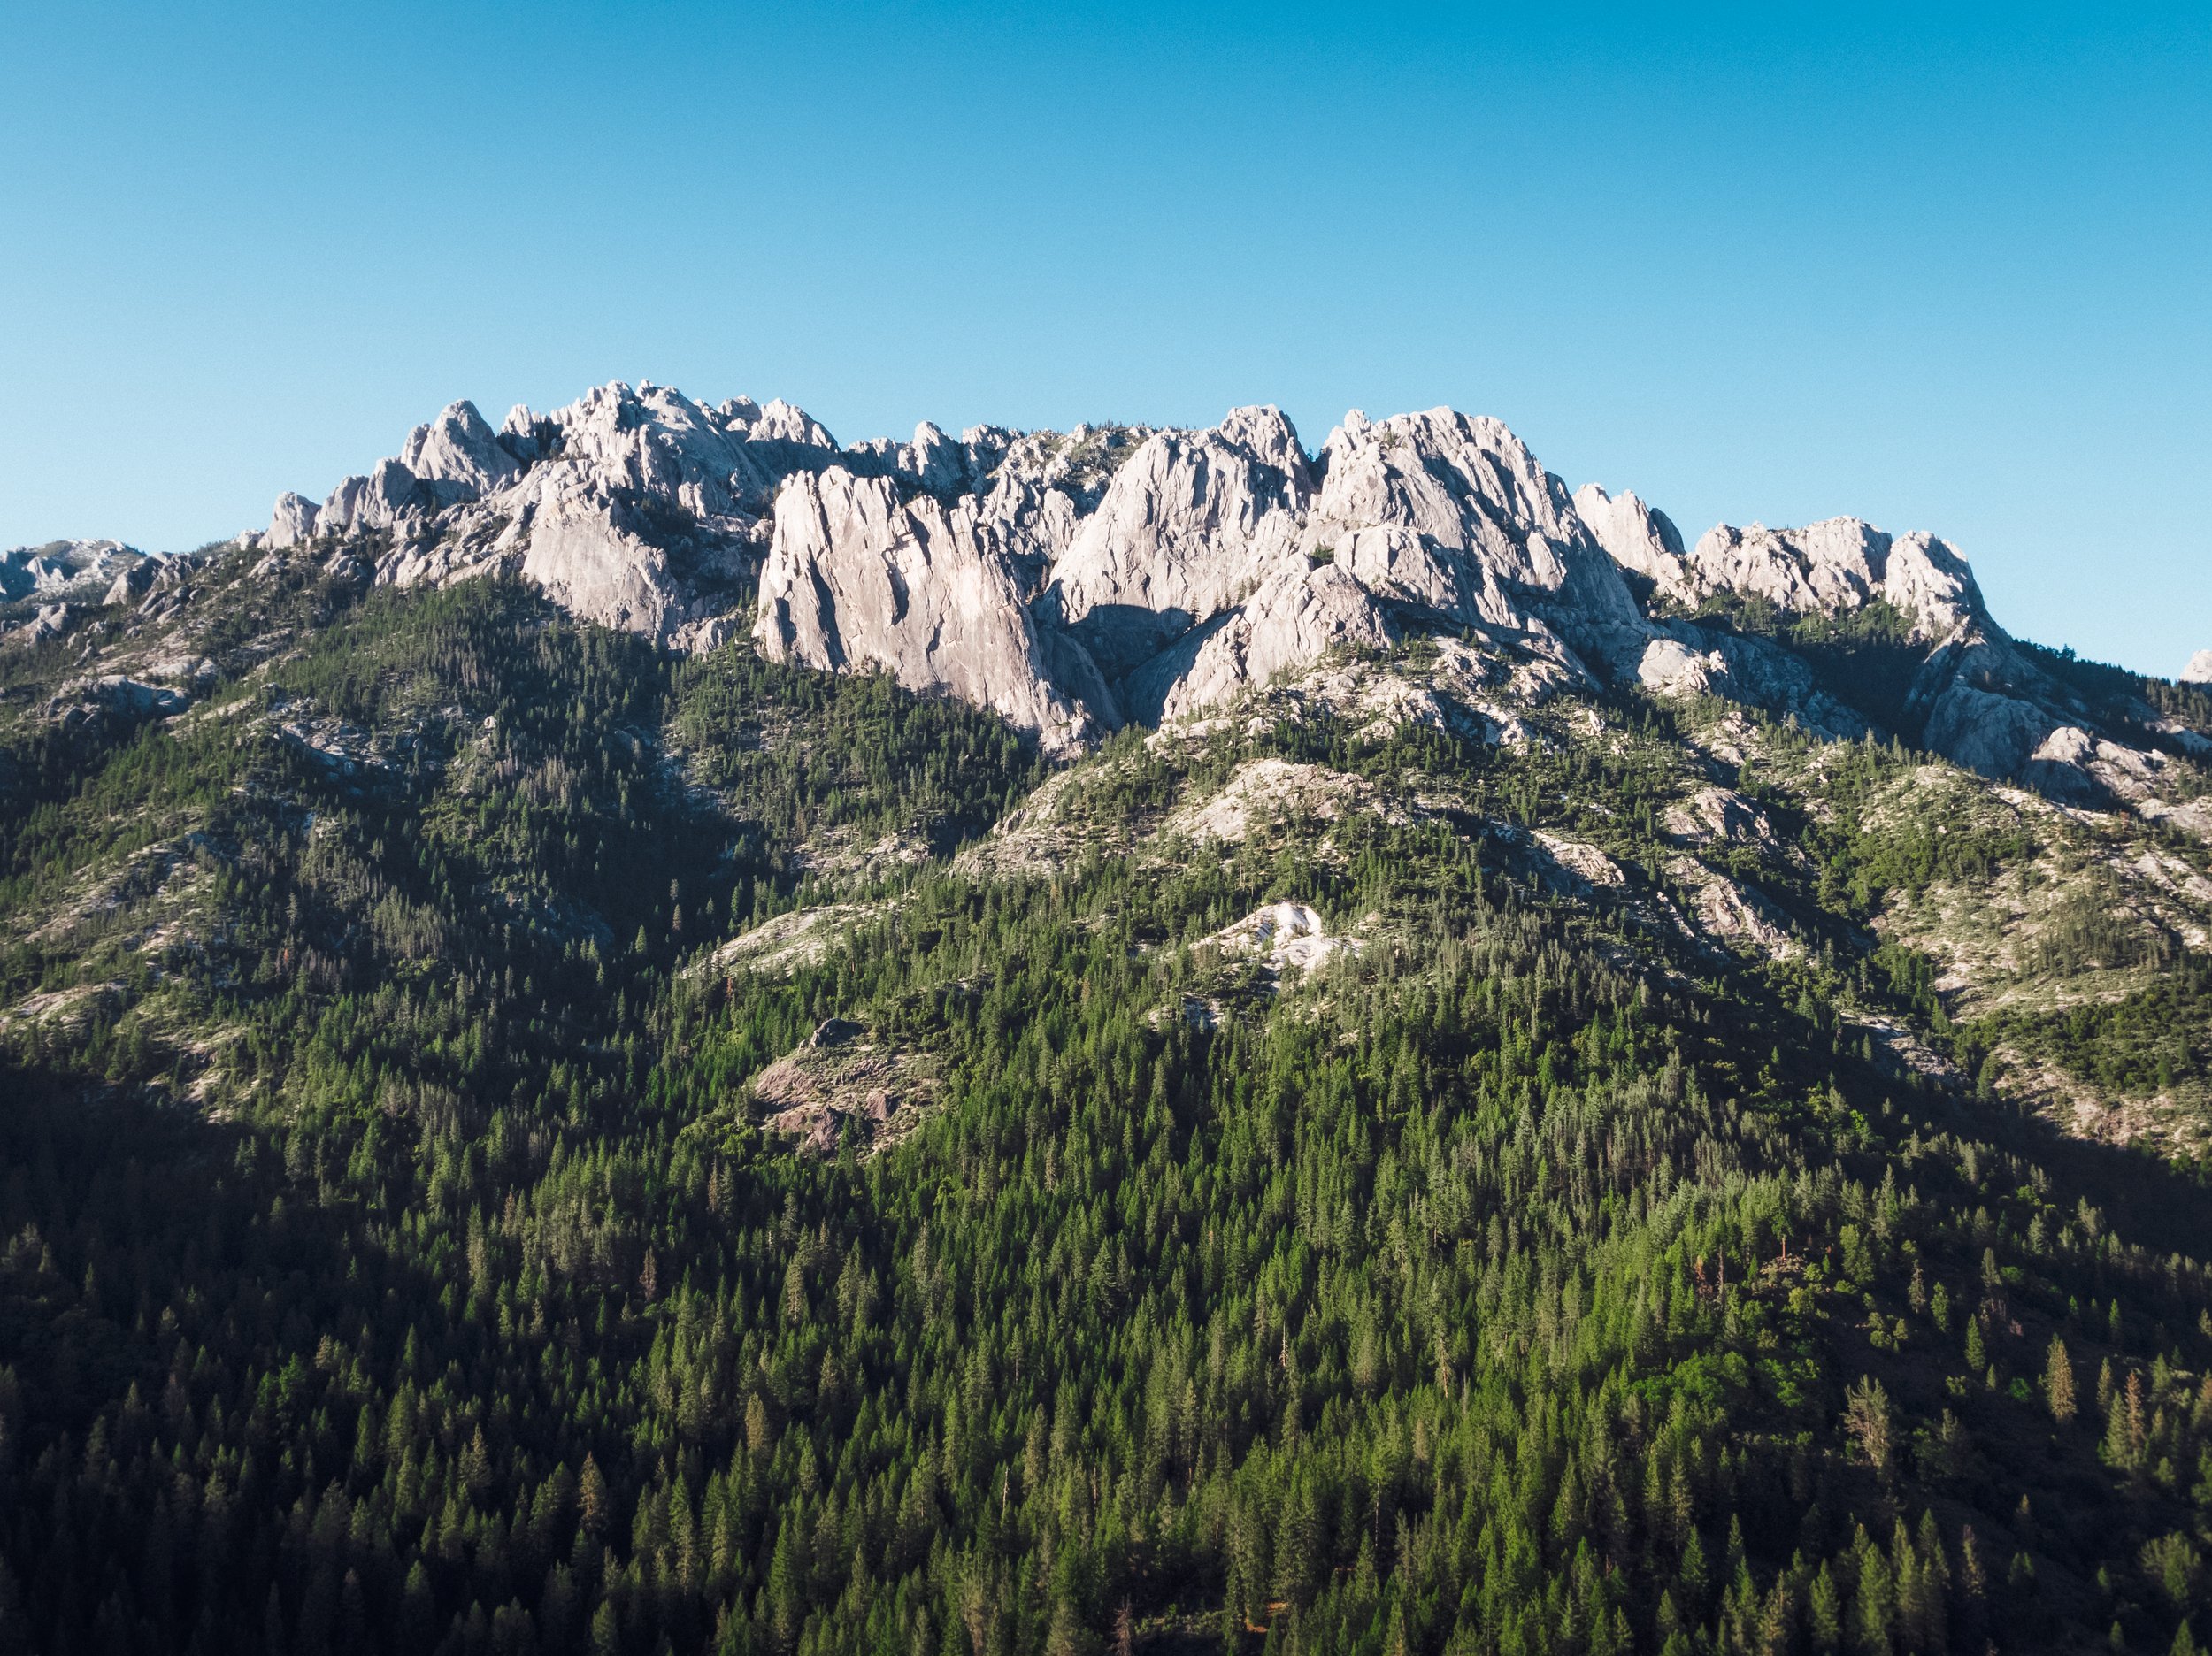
<box><xmin>0</xmin><ymin>540</ymin><xmax>145</xmax><ymax>602</ymax></box>
<box><xmin>754</xmin><ymin>467</ymin><xmax>1111</xmax><ymax>755</ymax></box>
<box><xmin>1306</xmin><ymin>410</ymin><xmax>1651</xmax><ymax>676</ymax></box>
<box><xmin>1601</xmin><ymin>510</ymin><xmax>1984</xmax><ymax>642</ymax></box>
<box><xmin>1573</xmin><ymin>484</ymin><xmax>1686</xmax><ymax>597</ymax></box>
<box><xmin>1123</xmin><ymin>561</ymin><xmax>1398</xmax><ymax>726</ymax></box>
<box><xmin>1042</xmin><ymin>406</ymin><xmax>1312</xmax><ymax>676</ymax></box>
<box><xmin>235</xmin><ymin>378</ymin><xmax>2200</xmax><ymax>809</ymax></box>
<box><xmin>267</xmin><ymin>493</ymin><xmax>322</xmax><ymax>548</ymax></box>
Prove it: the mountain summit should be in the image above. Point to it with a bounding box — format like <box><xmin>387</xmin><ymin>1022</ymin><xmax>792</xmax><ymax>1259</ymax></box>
<box><xmin>251</xmin><ymin>381</ymin><xmax>2205</xmax><ymax>816</ymax></box>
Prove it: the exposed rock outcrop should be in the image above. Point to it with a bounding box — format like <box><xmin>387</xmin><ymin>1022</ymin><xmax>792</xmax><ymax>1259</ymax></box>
<box><xmin>242</xmin><ymin>378</ymin><xmax>2203</xmax><ymax>810</ymax></box>
<box><xmin>1040</xmin><ymin>406</ymin><xmax>1311</xmax><ymax>676</ymax></box>
<box><xmin>1061</xmin><ymin>407</ymin><xmax>1663</xmax><ymax>731</ymax></box>
<box><xmin>1125</xmin><ymin>561</ymin><xmax>1399</xmax><ymax>725</ymax></box>
<box><xmin>1634</xmin><ymin>627</ymin><xmax>1874</xmax><ymax>741</ymax></box>
<box><xmin>1165</xmin><ymin>757</ymin><xmax>1408</xmax><ymax>846</ymax></box>
<box><xmin>1571</xmin><ymin>482</ymin><xmax>2195</xmax><ymax>805</ymax></box>
<box><xmin>1200</xmin><ymin>901</ymin><xmax>1360</xmax><ymax>976</ymax></box>
<box><xmin>1573</xmin><ymin>485</ymin><xmax>1685</xmax><ymax>596</ymax></box>
<box><xmin>753</xmin><ymin>468</ymin><xmax>1113</xmax><ymax>755</ymax></box>
<box><xmin>1308</xmin><ymin>410</ymin><xmax>1649</xmax><ymax>675</ymax></box>
<box><xmin>43</xmin><ymin>674</ymin><xmax>189</xmax><ymax>732</ymax></box>
<box><xmin>2</xmin><ymin>540</ymin><xmax>152</xmax><ymax>603</ymax></box>
<box><xmin>751</xmin><ymin>1019</ymin><xmax>936</xmax><ymax>1155</ymax></box>
<box><xmin>1572</xmin><ymin>501</ymin><xmax>1984</xmax><ymax>644</ymax></box>
<box><xmin>265</xmin><ymin>383</ymin><xmax>850</xmax><ymax>641</ymax></box>
<box><xmin>1678</xmin><ymin>520</ymin><xmax>1978</xmax><ymax>639</ymax></box>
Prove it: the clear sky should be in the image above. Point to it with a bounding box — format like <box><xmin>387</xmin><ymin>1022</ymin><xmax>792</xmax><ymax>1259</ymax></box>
<box><xmin>3</xmin><ymin>4</ymin><xmax>2206</xmax><ymax>674</ymax></box>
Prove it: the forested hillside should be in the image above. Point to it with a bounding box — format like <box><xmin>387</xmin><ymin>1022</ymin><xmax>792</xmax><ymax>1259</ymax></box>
<box><xmin>6</xmin><ymin>553</ymin><xmax>2212</xmax><ymax>1656</ymax></box>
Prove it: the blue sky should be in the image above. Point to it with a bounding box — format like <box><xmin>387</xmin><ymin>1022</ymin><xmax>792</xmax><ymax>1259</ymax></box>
<box><xmin>3</xmin><ymin>4</ymin><xmax>2206</xmax><ymax>673</ymax></box>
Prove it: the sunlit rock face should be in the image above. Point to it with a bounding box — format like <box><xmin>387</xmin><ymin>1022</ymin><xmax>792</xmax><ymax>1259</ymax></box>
<box><xmin>256</xmin><ymin>381</ymin><xmax>2190</xmax><ymax>801</ymax></box>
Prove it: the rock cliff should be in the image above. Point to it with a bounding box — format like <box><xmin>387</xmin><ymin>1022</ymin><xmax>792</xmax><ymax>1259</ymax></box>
<box><xmin>246</xmin><ymin>381</ymin><xmax>2207</xmax><ymax>811</ymax></box>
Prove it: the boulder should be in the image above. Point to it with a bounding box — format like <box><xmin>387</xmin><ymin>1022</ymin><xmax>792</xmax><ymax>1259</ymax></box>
<box><xmin>1200</xmin><ymin>901</ymin><xmax>1359</xmax><ymax>976</ymax></box>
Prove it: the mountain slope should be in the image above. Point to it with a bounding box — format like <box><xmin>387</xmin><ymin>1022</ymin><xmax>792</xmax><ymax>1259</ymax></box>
<box><xmin>4</xmin><ymin>391</ymin><xmax>2212</xmax><ymax>1655</ymax></box>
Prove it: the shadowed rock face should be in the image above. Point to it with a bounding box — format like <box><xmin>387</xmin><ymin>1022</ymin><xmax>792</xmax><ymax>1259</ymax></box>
<box><xmin>252</xmin><ymin>380</ymin><xmax>2202</xmax><ymax>807</ymax></box>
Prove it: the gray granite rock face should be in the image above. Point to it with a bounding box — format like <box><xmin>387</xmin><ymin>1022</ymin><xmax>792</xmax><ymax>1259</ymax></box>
<box><xmin>1633</xmin><ymin>628</ymin><xmax>1874</xmax><ymax>742</ymax></box>
<box><xmin>1306</xmin><ymin>409</ymin><xmax>1651</xmax><ymax>678</ymax></box>
<box><xmin>1</xmin><ymin>540</ymin><xmax>149</xmax><ymax>603</ymax></box>
<box><xmin>754</xmin><ymin>468</ymin><xmax>1111</xmax><ymax>756</ymax></box>
<box><xmin>248</xmin><ymin>380</ymin><xmax>2199</xmax><ymax>801</ymax></box>
<box><xmin>1571</xmin><ymin>487</ymin><xmax>1984</xmax><ymax>646</ymax></box>
<box><xmin>1121</xmin><ymin>562</ymin><xmax>1398</xmax><ymax>726</ymax></box>
<box><xmin>1040</xmin><ymin>406</ymin><xmax>1313</xmax><ymax>678</ymax></box>
<box><xmin>1573</xmin><ymin>484</ymin><xmax>1685</xmax><ymax>596</ymax></box>
<box><xmin>1568</xmin><ymin>474</ymin><xmax>2174</xmax><ymax>801</ymax></box>
<box><xmin>752</xmin><ymin>402</ymin><xmax>1669</xmax><ymax>743</ymax></box>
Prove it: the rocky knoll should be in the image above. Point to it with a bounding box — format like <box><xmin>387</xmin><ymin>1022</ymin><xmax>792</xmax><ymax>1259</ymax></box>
<box><xmin>1575</xmin><ymin>496</ymin><xmax>1982</xmax><ymax>640</ymax></box>
<box><xmin>250</xmin><ymin>380</ymin><xmax>2208</xmax><ymax>808</ymax></box>
<box><xmin>1571</xmin><ymin>484</ymin><xmax>2205</xmax><ymax>809</ymax></box>
<box><xmin>2</xmin><ymin>540</ymin><xmax>154</xmax><ymax>604</ymax></box>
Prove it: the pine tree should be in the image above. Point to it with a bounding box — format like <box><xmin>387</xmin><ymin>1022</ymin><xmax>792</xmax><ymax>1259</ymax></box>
<box><xmin>590</xmin><ymin>1599</ymin><xmax>620</xmax><ymax>1656</ymax></box>
<box><xmin>1809</xmin><ymin>1563</ymin><xmax>1843</xmax><ymax>1652</ymax></box>
<box><xmin>1843</xmin><ymin>1377</ymin><xmax>1893</xmax><ymax>1479</ymax></box>
<box><xmin>2046</xmin><ymin>1336</ymin><xmax>2078</xmax><ymax>1425</ymax></box>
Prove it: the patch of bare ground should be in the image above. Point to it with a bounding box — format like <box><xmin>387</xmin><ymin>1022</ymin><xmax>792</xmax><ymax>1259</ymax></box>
<box><xmin>788</xmin><ymin>825</ymin><xmax>932</xmax><ymax>884</ymax></box>
<box><xmin>694</xmin><ymin>901</ymin><xmax>902</xmax><ymax>979</ymax></box>
<box><xmin>953</xmin><ymin>765</ymin><xmax>1147</xmax><ymax>878</ymax></box>
<box><xmin>1148</xmin><ymin>637</ymin><xmax>1559</xmax><ymax>749</ymax></box>
<box><xmin>2003</xmin><ymin>1053</ymin><xmax>2211</xmax><ymax>1161</ymax></box>
<box><xmin>1163</xmin><ymin>758</ymin><xmax>1409</xmax><ymax>847</ymax></box>
<box><xmin>0</xmin><ymin>981</ymin><xmax>124</xmax><ymax>1032</ymax></box>
<box><xmin>751</xmin><ymin>1019</ymin><xmax>939</xmax><ymax>1156</ymax></box>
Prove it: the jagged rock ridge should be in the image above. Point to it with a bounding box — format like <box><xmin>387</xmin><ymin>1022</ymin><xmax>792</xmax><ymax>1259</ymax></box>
<box><xmin>239</xmin><ymin>381</ymin><xmax>2208</xmax><ymax>801</ymax></box>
